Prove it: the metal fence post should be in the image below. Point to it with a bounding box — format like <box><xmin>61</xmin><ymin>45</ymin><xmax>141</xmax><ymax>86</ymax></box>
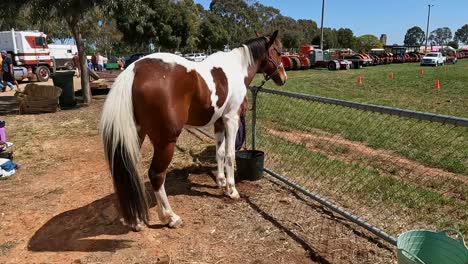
<box><xmin>251</xmin><ymin>86</ymin><xmax>259</xmax><ymax>151</ymax></box>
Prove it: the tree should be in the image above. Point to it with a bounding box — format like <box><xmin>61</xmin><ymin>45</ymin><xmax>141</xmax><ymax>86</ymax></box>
<box><xmin>1</xmin><ymin>4</ymin><xmax>71</xmax><ymax>42</ymax></box>
<box><xmin>336</xmin><ymin>28</ymin><xmax>354</xmax><ymax>48</ymax></box>
<box><xmin>447</xmin><ymin>41</ymin><xmax>459</xmax><ymax>49</ymax></box>
<box><xmin>270</xmin><ymin>15</ymin><xmax>302</xmax><ymax>49</ymax></box>
<box><xmin>0</xmin><ymin>1</ymin><xmax>29</xmax><ymax>30</ymax></box>
<box><xmin>252</xmin><ymin>2</ymin><xmax>280</xmax><ymax>32</ymax></box>
<box><xmin>429</xmin><ymin>27</ymin><xmax>452</xmax><ymax>46</ymax></box>
<box><xmin>354</xmin><ymin>34</ymin><xmax>382</xmax><ymax>52</ymax></box>
<box><xmin>404</xmin><ymin>26</ymin><xmax>425</xmax><ymax>46</ymax></box>
<box><xmin>454</xmin><ymin>24</ymin><xmax>468</xmax><ymax>44</ymax></box>
<box><xmin>80</xmin><ymin>7</ymin><xmax>123</xmax><ymax>57</ymax></box>
<box><xmin>297</xmin><ymin>19</ymin><xmax>318</xmax><ymax>45</ymax></box>
<box><xmin>20</xmin><ymin>0</ymin><xmax>126</xmax><ymax>105</ymax></box>
<box><xmin>210</xmin><ymin>0</ymin><xmax>258</xmax><ymax>47</ymax></box>
<box><xmin>198</xmin><ymin>12</ymin><xmax>229</xmax><ymax>51</ymax></box>
<box><xmin>115</xmin><ymin>0</ymin><xmax>201</xmax><ymax>52</ymax></box>
<box><xmin>312</xmin><ymin>28</ymin><xmax>338</xmax><ymax>49</ymax></box>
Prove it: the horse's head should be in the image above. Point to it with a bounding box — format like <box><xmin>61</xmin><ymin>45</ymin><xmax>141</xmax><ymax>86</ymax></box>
<box><xmin>256</xmin><ymin>30</ymin><xmax>287</xmax><ymax>86</ymax></box>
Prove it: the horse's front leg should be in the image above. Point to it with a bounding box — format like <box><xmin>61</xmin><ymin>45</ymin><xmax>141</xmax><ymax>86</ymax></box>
<box><xmin>214</xmin><ymin>118</ymin><xmax>227</xmax><ymax>188</ymax></box>
<box><xmin>223</xmin><ymin>114</ymin><xmax>240</xmax><ymax>199</ymax></box>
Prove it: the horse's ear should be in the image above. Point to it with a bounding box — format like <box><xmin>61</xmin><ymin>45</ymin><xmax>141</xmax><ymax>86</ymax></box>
<box><xmin>255</xmin><ymin>32</ymin><xmax>262</xmax><ymax>37</ymax></box>
<box><xmin>267</xmin><ymin>30</ymin><xmax>279</xmax><ymax>46</ymax></box>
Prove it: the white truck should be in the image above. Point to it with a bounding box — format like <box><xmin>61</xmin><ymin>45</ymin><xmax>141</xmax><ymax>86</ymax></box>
<box><xmin>0</xmin><ymin>29</ymin><xmax>55</xmax><ymax>82</ymax></box>
<box><xmin>49</xmin><ymin>44</ymin><xmax>78</xmax><ymax>70</ymax></box>
<box><xmin>420</xmin><ymin>52</ymin><xmax>445</xmax><ymax>67</ymax></box>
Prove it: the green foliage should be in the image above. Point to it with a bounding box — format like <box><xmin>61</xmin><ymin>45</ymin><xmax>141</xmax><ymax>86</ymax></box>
<box><xmin>354</xmin><ymin>34</ymin><xmax>383</xmax><ymax>52</ymax></box>
<box><xmin>404</xmin><ymin>26</ymin><xmax>425</xmax><ymax>46</ymax></box>
<box><xmin>454</xmin><ymin>24</ymin><xmax>468</xmax><ymax>44</ymax></box>
<box><xmin>448</xmin><ymin>41</ymin><xmax>459</xmax><ymax>49</ymax></box>
<box><xmin>10</xmin><ymin>0</ymin><xmax>357</xmax><ymax>53</ymax></box>
<box><xmin>210</xmin><ymin>0</ymin><xmax>258</xmax><ymax>47</ymax></box>
<box><xmin>311</xmin><ymin>28</ymin><xmax>337</xmax><ymax>49</ymax></box>
<box><xmin>429</xmin><ymin>27</ymin><xmax>452</xmax><ymax>45</ymax></box>
<box><xmin>114</xmin><ymin>0</ymin><xmax>201</xmax><ymax>51</ymax></box>
<box><xmin>297</xmin><ymin>19</ymin><xmax>318</xmax><ymax>45</ymax></box>
<box><xmin>336</xmin><ymin>28</ymin><xmax>354</xmax><ymax>48</ymax></box>
<box><xmin>198</xmin><ymin>11</ymin><xmax>229</xmax><ymax>51</ymax></box>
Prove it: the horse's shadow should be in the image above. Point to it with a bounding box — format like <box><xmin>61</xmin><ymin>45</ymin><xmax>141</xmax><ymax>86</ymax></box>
<box><xmin>28</xmin><ymin>194</ymin><xmax>132</xmax><ymax>252</ymax></box>
<box><xmin>28</xmin><ymin>151</ymin><xmax>220</xmax><ymax>253</ymax></box>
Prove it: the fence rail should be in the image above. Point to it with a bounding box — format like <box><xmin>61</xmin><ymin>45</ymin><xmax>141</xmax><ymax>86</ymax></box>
<box><xmin>257</xmin><ymin>87</ymin><xmax>468</xmax><ymax>127</ymax></box>
<box><xmin>249</xmin><ymin>85</ymin><xmax>468</xmax><ymax>253</ymax></box>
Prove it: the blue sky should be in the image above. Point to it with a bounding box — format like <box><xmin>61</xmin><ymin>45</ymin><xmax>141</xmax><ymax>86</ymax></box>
<box><xmin>194</xmin><ymin>0</ymin><xmax>468</xmax><ymax>45</ymax></box>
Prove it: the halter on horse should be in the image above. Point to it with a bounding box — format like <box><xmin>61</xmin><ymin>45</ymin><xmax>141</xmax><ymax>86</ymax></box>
<box><xmin>100</xmin><ymin>31</ymin><xmax>287</xmax><ymax>231</ymax></box>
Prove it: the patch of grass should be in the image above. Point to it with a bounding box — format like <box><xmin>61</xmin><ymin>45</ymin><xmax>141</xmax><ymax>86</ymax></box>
<box><xmin>253</xmin><ymin>59</ymin><xmax>468</xmax><ymax>118</ymax></box>
<box><xmin>257</xmin><ymin>130</ymin><xmax>467</xmax><ymax>235</ymax></box>
<box><xmin>253</xmin><ymin>93</ymin><xmax>468</xmax><ymax>175</ymax></box>
<box><xmin>0</xmin><ymin>241</ymin><xmax>18</xmax><ymax>256</ymax></box>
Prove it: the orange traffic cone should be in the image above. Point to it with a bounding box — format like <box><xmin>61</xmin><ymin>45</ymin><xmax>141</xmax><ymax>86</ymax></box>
<box><xmin>358</xmin><ymin>75</ymin><xmax>363</xmax><ymax>84</ymax></box>
<box><xmin>435</xmin><ymin>79</ymin><xmax>440</xmax><ymax>90</ymax></box>
<box><xmin>389</xmin><ymin>72</ymin><xmax>394</xmax><ymax>79</ymax></box>
<box><xmin>420</xmin><ymin>69</ymin><xmax>424</xmax><ymax>75</ymax></box>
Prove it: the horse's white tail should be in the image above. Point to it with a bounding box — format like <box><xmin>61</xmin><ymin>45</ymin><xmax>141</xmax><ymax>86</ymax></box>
<box><xmin>100</xmin><ymin>64</ymin><xmax>149</xmax><ymax>227</ymax></box>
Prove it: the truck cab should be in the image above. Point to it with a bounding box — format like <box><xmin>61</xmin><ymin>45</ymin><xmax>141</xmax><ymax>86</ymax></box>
<box><xmin>0</xmin><ymin>29</ymin><xmax>54</xmax><ymax>82</ymax></box>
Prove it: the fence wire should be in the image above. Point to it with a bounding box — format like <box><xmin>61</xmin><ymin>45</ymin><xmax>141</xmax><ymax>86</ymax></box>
<box><xmin>244</xmin><ymin>87</ymin><xmax>467</xmax><ymax>262</ymax></box>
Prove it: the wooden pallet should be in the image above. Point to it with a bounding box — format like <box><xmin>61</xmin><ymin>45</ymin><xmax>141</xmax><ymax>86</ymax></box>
<box><xmin>90</xmin><ymin>70</ymin><xmax>120</xmax><ymax>90</ymax></box>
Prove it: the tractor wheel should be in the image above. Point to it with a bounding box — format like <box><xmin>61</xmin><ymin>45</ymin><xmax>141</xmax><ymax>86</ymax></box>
<box><xmin>328</xmin><ymin>61</ymin><xmax>337</xmax><ymax>70</ymax></box>
<box><xmin>36</xmin><ymin>66</ymin><xmax>51</xmax><ymax>82</ymax></box>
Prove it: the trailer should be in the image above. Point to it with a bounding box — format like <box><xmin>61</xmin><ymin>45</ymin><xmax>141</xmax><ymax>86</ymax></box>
<box><xmin>49</xmin><ymin>44</ymin><xmax>78</xmax><ymax>70</ymax></box>
<box><xmin>0</xmin><ymin>29</ymin><xmax>55</xmax><ymax>82</ymax></box>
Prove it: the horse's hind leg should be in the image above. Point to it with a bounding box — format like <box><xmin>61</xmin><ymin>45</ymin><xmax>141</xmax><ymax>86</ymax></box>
<box><xmin>223</xmin><ymin>114</ymin><xmax>240</xmax><ymax>199</ymax></box>
<box><xmin>148</xmin><ymin>141</ymin><xmax>182</xmax><ymax>228</ymax></box>
<box><xmin>214</xmin><ymin>118</ymin><xmax>227</xmax><ymax>188</ymax></box>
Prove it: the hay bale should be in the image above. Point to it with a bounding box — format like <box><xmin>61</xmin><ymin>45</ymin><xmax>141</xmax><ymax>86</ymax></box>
<box><xmin>17</xmin><ymin>84</ymin><xmax>62</xmax><ymax>114</ymax></box>
<box><xmin>22</xmin><ymin>84</ymin><xmax>62</xmax><ymax>98</ymax></box>
<box><xmin>0</xmin><ymin>96</ymin><xmax>20</xmax><ymax>115</ymax></box>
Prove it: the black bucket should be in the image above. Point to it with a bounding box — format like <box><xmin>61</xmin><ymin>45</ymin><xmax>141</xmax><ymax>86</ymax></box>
<box><xmin>235</xmin><ymin>150</ymin><xmax>264</xmax><ymax>181</ymax></box>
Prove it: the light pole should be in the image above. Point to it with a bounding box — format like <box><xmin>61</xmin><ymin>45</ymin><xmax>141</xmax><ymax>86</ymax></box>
<box><xmin>320</xmin><ymin>0</ymin><xmax>325</xmax><ymax>49</ymax></box>
<box><xmin>424</xmin><ymin>4</ymin><xmax>434</xmax><ymax>52</ymax></box>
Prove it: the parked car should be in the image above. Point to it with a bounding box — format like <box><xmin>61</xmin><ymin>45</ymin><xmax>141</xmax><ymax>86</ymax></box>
<box><xmin>184</xmin><ymin>53</ymin><xmax>206</xmax><ymax>62</ymax></box>
<box><xmin>124</xmin><ymin>53</ymin><xmax>149</xmax><ymax>69</ymax></box>
<box><xmin>420</xmin><ymin>52</ymin><xmax>445</xmax><ymax>66</ymax></box>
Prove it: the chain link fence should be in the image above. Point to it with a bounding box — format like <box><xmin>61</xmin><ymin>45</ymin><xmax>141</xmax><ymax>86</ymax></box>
<box><xmin>244</xmin><ymin>86</ymin><xmax>467</xmax><ymax>261</ymax></box>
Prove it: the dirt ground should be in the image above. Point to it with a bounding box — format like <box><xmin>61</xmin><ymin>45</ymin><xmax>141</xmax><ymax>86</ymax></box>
<box><xmin>0</xmin><ymin>89</ymin><xmax>395</xmax><ymax>263</ymax></box>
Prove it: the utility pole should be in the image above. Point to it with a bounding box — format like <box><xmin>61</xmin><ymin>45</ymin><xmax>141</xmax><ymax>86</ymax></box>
<box><xmin>424</xmin><ymin>4</ymin><xmax>434</xmax><ymax>52</ymax></box>
<box><xmin>320</xmin><ymin>0</ymin><xmax>325</xmax><ymax>50</ymax></box>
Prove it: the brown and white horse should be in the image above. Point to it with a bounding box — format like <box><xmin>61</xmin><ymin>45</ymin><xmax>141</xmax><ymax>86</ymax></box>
<box><xmin>100</xmin><ymin>31</ymin><xmax>286</xmax><ymax>231</ymax></box>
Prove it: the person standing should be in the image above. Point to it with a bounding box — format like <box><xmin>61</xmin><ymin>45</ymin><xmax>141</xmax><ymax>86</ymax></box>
<box><xmin>72</xmin><ymin>52</ymin><xmax>80</xmax><ymax>77</ymax></box>
<box><xmin>97</xmin><ymin>52</ymin><xmax>104</xmax><ymax>71</ymax></box>
<box><xmin>91</xmin><ymin>54</ymin><xmax>97</xmax><ymax>71</ymax></box>
<box><xmin>1</xmin><ymin>50</ymin><xmax>17</xmax><ymax>92</ymax></box>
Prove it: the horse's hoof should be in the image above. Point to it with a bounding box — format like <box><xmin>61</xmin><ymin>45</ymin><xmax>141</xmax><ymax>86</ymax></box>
<box><xmin>168</xmin><ymin>216</ymin><xmax>183</xmax><ymax>229</ymax></box>
<box><xmin>120</xmin><ymin>218</ymin><xmax>144</xmax><ymax>232</ymax></box>
<box><xmin>131</xmin><ymin>223</ymin><xmax>144</xmax><ymax>232</ymax></box>
<box><xmin>226</xmin><ymin>189</ymin><xmax>240</xmax><ymax>199</ymax></box>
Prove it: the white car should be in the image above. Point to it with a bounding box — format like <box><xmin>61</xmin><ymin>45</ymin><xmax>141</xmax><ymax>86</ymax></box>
<box><xmin>420</xmin><ymin>52</ymin><xmax>445</xmax><ymax>66</ymax></box>
<box><xmin>184</xmin><ymin>53</ymin><xmax>206</xmax><ymax>62</ymax></box>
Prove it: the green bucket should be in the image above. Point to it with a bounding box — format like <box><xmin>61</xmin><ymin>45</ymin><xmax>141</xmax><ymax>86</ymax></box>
<box><xmin>397</xmin><ymin>229</ymin><xmax>468</xmax><ymax>264</ymax></box>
